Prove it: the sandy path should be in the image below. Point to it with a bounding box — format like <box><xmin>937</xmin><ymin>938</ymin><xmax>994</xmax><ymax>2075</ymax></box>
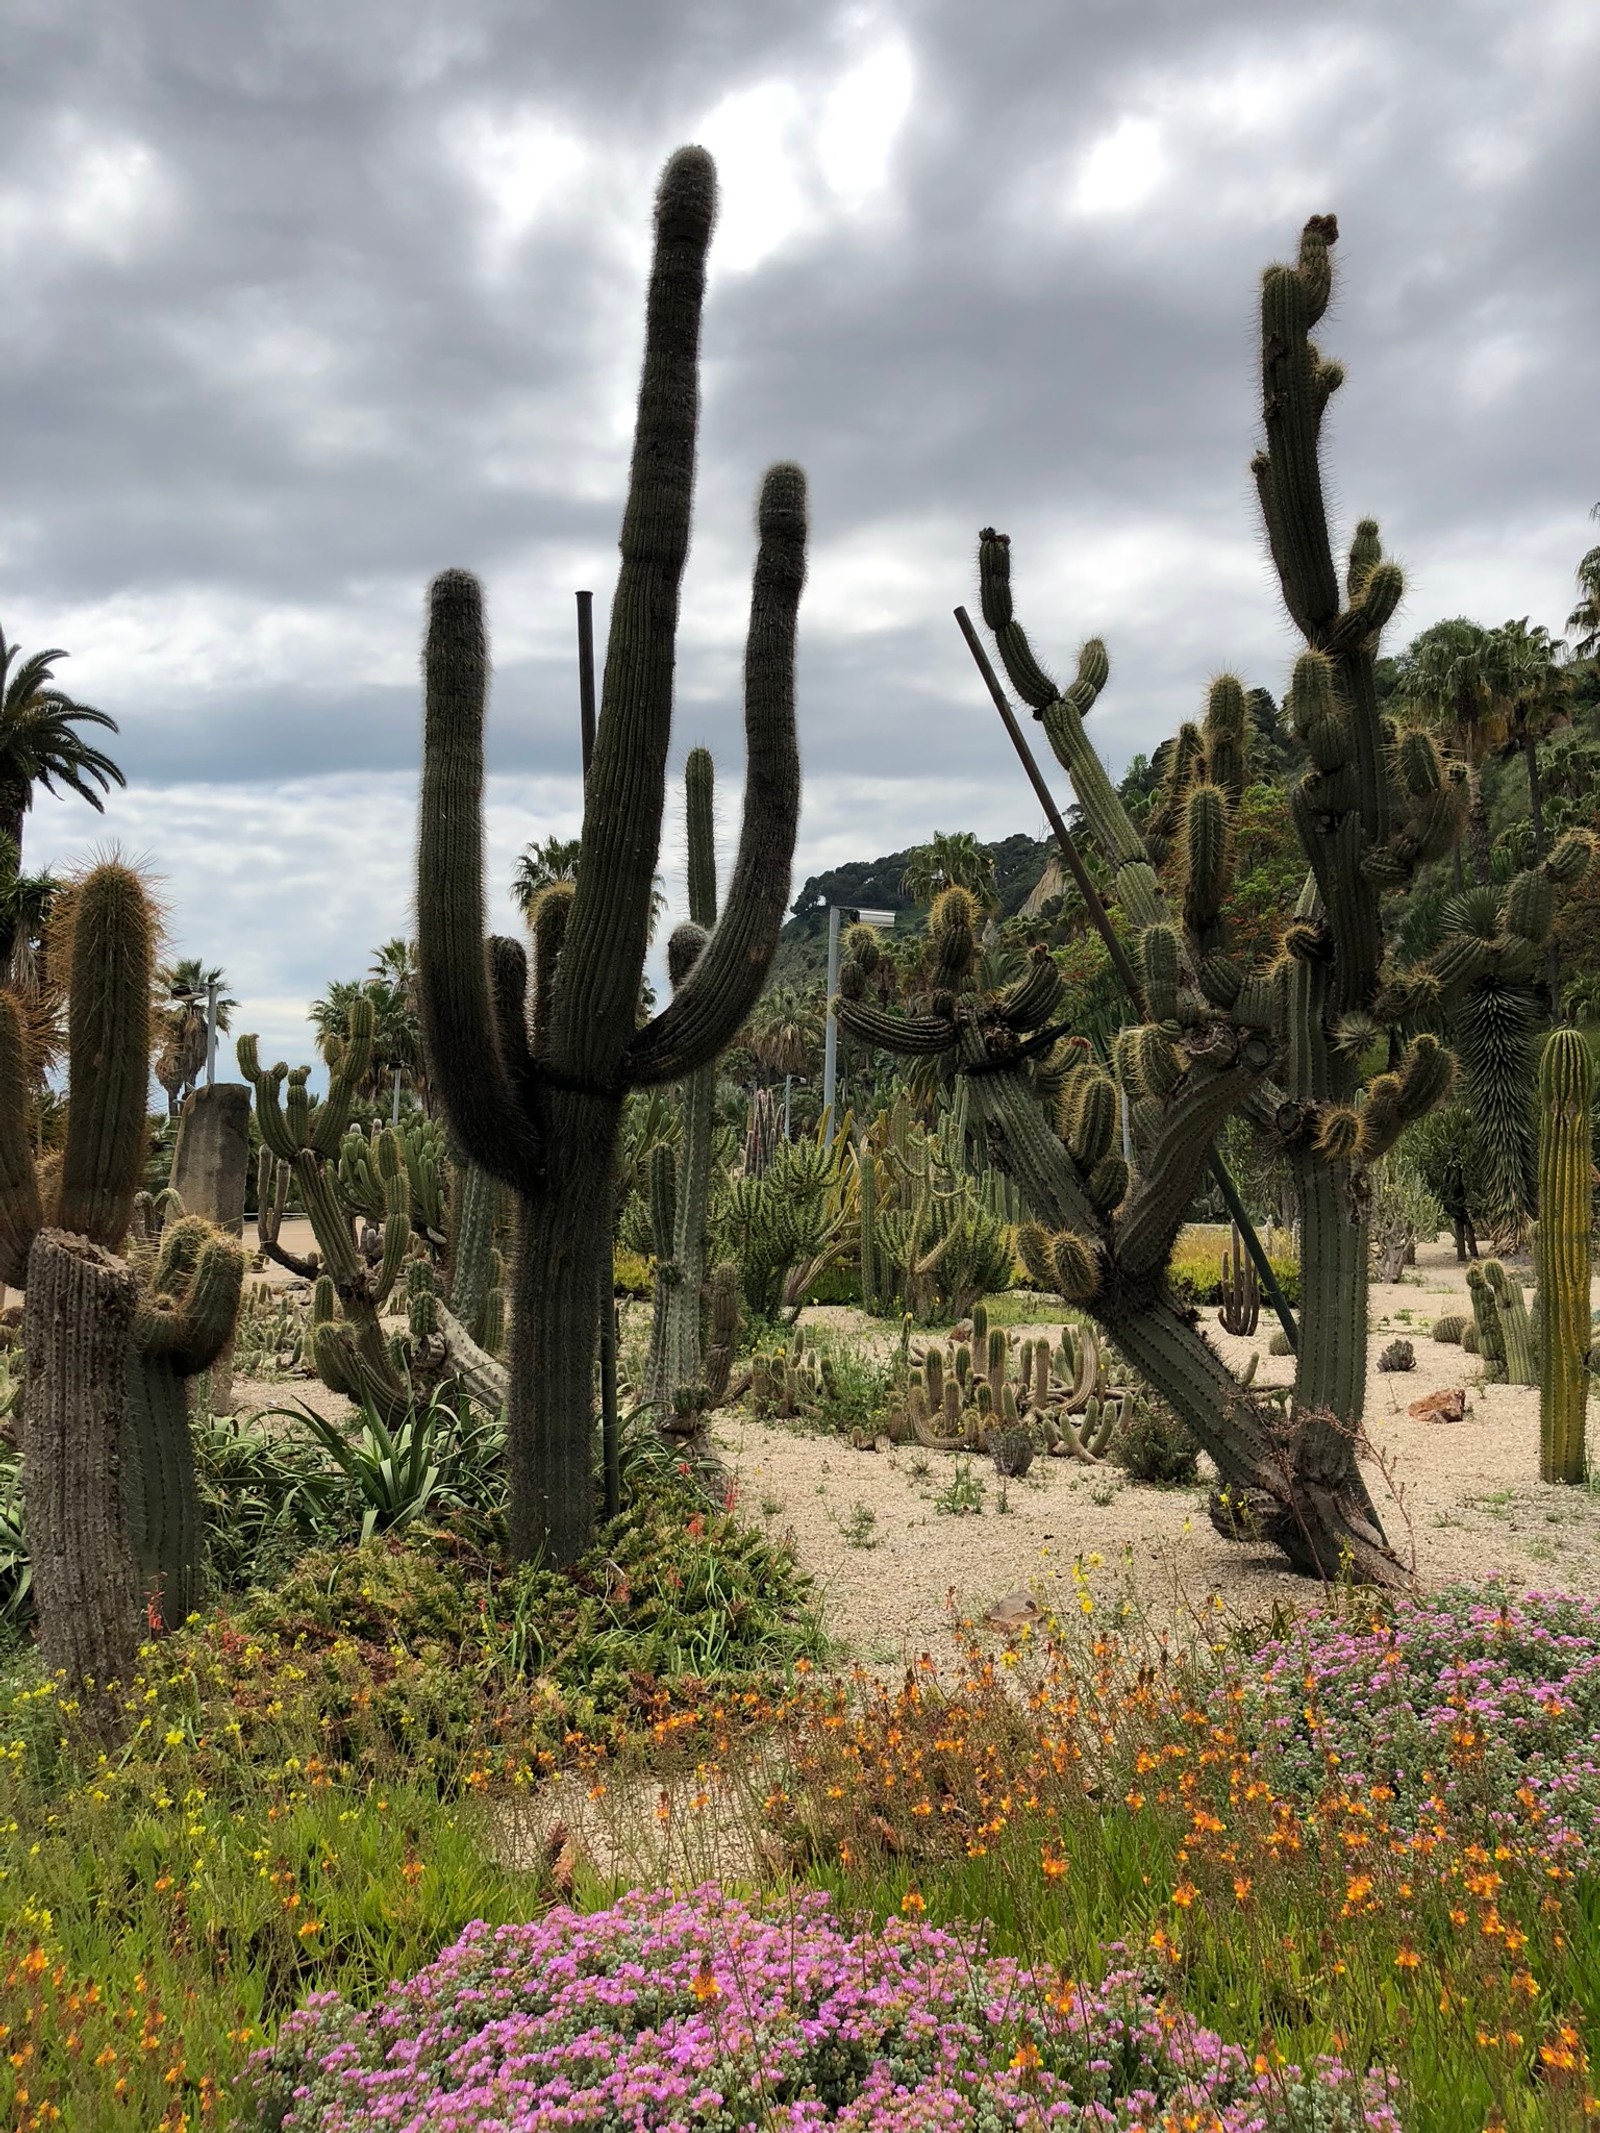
<box><xmin>719</xmin><ymin>1237</ymin><xmax>1600</xmax><ymax>1661</ymax></box>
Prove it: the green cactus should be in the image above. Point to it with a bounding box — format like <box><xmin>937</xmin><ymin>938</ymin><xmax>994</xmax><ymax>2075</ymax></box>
<box><xmin>1482</xmin><ymin>1260</ymin><xmax>1536</xmax><ymax>1386</ymax></box>
<box><xmin>1217</xmin><ymin>1225</ymin><xmax>1260</xmax><ymax>1337</ymax></box>
<box><xmin>648</xmin><ymin>747</ymin><xmax>722</xmax><ymax>1432</ymax></box>
<box><xmin>447</xmin><ymin>1154</ymin><xmax>506</xmax><ymax>1351</ymax></box>
<box><xmin>1537</xmin><ymin>1029</ymin><xmax>1594</xmax><ymax>1483</ymax></box>
<box><xmin>849</xmin><ymin>218</ymin><xmax>1492</xmax><ymax>1582</ymax></box>
<box><xmin>238</xmin><ymin>995</ymin><xmax>415</xmax><ymax>1422</ymax></box>
<box><xmin>1432</xmin><ymin>1313</ymin><xmax>1468</xmax><ymax>1344</ymax></box>
<box><xmin>127</xmin><ymin>1215</ymin><xmax>245</xmax><ymax>1630</ymax></box>
<box><xmin>415</xmin><ymin>149</ymin><xmax>807</xmax><ymax>1565</ymax></box>
<box><xmin>858</xmin><ymin>1146</ymin><xmax>882</xmax><ymax>1314</ymax></box>
<box><xmin>6</xmin><ymin>865</ymin><xmax>242</xmax><ymax>1697</ymax></box>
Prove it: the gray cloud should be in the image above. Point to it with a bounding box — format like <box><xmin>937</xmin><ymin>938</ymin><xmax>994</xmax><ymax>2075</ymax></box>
<box><xmin>6</xmin><ymin>0</ymin><xmax>1597</xmax><ymax>1068</ymax></box>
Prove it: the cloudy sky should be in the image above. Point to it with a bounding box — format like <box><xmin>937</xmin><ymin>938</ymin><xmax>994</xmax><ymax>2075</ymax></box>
<box><xmin>5</xmin><ymin>0</ymin><xmax>1597</xmax><ymax>1072</ymax></box>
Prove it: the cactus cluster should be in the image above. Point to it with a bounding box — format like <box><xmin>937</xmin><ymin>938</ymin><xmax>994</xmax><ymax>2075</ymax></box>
<box><xmin>898</xmin><ymin>1304</ymin><xmax>1119</xmax><ymax>1463</ymax></box>
<box><xmin>720</xmin><ymin>1128</ymin><xmax>854</xmax><ymax>1321</ymax></box>
<box><xmin>1217</xmin><ymin>1225</ymin><xmax>1261</xmax><ymax>1337</ymax></box>
<box><xmin>1460</xmin><ymin>1259</ymin><xmax>1536</xmax><ymax>1384</ymax></box>
<box><xmin>416</xmin><ymin>148</ymin><xmax>807</xmax><ymax>1565</ymax></box>
<box><xmin>859</xmin><ymin>1097</ymin><xmax>1014</xmax><ymax>1322</ymax></box>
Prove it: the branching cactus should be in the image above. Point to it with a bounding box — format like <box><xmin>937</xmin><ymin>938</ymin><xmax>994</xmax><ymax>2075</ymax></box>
<box><xmin>417</xmin><ymin>147</ymin><xmax>806</xmax><ymax>1565</ymax></box>
<box><xmin>843</xmin><ymin>219</ymin><xmax>1494</xmax><ymax>1580</ymax></box>
<box><xmin>238</xmin><ymin>995</ymin><xmax>416</xmax><ymax>1421</ymax></box>
<box><xmin>2</xmin><ymin>864</ymin><xmax>241</xmax><ymax>1693</ymax></box>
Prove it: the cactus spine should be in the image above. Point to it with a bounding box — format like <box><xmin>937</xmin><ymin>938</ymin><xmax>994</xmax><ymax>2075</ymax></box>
<box><xmin>416</xmin><ymin>149</ymin><xmax>807</xmax><ymax>1564</ymax></box>
<box><xmin>1537</xmin><ymin>1029</ymin><xmax>1594</xmax><ymax>1483</ymax></box>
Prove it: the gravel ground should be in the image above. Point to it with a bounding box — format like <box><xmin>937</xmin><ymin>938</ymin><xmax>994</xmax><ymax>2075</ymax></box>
<box><xmin>717</xmin><ymin>1236</ymin><xmax>1600</xmax><ymax>1660</ymax></box>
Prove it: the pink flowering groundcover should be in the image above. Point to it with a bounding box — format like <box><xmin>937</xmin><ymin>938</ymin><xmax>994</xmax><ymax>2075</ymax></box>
<box><xmin>243</xmin><ymin>1887</ymin><xmax>1398</xmax><ymax>2131</ymax></box>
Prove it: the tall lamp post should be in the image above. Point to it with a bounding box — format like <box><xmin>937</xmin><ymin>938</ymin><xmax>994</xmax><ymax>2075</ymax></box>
<box><xmin>821</xmin><ymin>904</ymin><xmax>896</xmax><ymax>1143</ymax></box>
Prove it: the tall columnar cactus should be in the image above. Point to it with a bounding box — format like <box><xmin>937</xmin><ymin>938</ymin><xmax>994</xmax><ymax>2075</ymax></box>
<box><xmin>238</xmin><ymin>996</ymin><xmax>417</xmax><ymax>1420</ymax></box>
<box><xmin>417</xmin><ymin>147</ymin><xmax>807</xmax><ymax>1565</ymax></box>
<box><xmin>1537</xmin><ymin>1028</ymin><xmax>1594</xmax><ymax>1483</ymax></box>
<box><xmin>2</xmin><ymin>865</ymin><xmax>242</xmax><ymax>1691</ymax></box>
<box><xmin>843</xmin><ymin>219</ymin><xmax>1500</xmax><ymax>1580</ymax></box>
<box><xmin>647</xmin><ymin>746</ymin><xmax>721</xmax><ymax>1428</ymax></box>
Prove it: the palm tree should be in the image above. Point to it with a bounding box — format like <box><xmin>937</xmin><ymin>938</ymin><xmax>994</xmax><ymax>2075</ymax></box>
<box><xmin>745</xmin><ymin>983</ymin><xmax>823</xmax><ymax>1079</ymax></box>
<box><xmin>901</xmin><ymin>830</ymin><xmax>998</xmax><ymax>910</ymax></box>
<box><xmin>511</xmin><ymin>836</ymin><xmax>667</xmax><ymax>940</ymax></box>
<box><xmin>0</xmin><ymin>630</ymin><xmax>123</xmax><ymax>951</ymax></box>
<box><xmin>0</xmin><ymin>630</ymin><xmax>124</xmax><ymax>834</ymax></box>
<box><xmin>1569</xmin><ymin>504</ymin><xmax>1600</xmax><ymax>661</ymax></box>
<box><xmin>153</xmin><ymin>958</ymin><xmax>236</xmax><ymax>1116</ymax></box>
<box><xmin>510</xmin><ymin>836</ymin><xmax>582</xmax><ymax>915</ymax></box>
<box><xmin>1481</xmin><ymin>618</ymin><xmax>1570</xmax><ymax>859</ymax></box>
<box><xmin>1391</xmin><ymin>619</ymin><xmax>1504</xmax><ymax>885</ymax></box>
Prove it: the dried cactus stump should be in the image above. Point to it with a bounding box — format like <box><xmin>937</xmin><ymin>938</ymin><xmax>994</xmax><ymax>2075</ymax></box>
<box><xmin>989</xmin><ymin>1427</ymin><xmax>1035</xmax><ymax>1479</ymax></box>
<box><xmin>1376</xmin><ymin>1338</ymin><xmax>1415</xmax><ymax>1373</ymax></box>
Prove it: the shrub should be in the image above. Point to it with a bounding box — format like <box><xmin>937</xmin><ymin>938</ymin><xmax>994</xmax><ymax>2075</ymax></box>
<box><xmin>242</xmin><ymin>1888</ymin><xmax>1399</xmax><ymax>2133</ymax></box>
<box><xmin>1167</xmin><ymin>1223</ymin><xmax>1300</xmax><ymax>1310</ymax></box>
<box><xmin>1112</xmin><ymin>1393</ymin><xmax>1200</xmax><ymax>1486</ymax></box>
<box><xmin>1236</xmin><ymin>1587</ymin><xmax>1600</xmax><ymax>1855</ymax></box>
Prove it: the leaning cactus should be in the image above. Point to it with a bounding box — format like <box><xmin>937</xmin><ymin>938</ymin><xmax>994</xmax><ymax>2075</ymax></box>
<box><xmin>1536</xmin><ymin>1028</ymin><xmax>1594</xmax><ymax>1484</ymax></box>
<box><xmin>851</xmin><ymin>218</ymin><xmax>1479</xmax><ymax>1581</ymax></box>
<box><xmin>417</xmin><ymin>148</ymin><xmax>807</xmax><ymax>1565</ymax></box>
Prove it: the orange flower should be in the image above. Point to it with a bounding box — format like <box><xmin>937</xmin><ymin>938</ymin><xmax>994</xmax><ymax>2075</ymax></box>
<box><xmin>692</xmin><ymin>1961</ymin><xmax>721</xmax><ymax>2004</ymax></box>
<box><xmin>900</xmin><ymin>1889</ymin><xmax>926</xmax><ymax>1915</ymax></box>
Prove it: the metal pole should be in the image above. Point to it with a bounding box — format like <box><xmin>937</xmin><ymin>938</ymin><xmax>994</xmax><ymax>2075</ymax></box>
<box><xmin>392</xmin><ymin>1067</ymin><xmax>402</xmax><ymax>1126</ymax></box>
<box><xmin>205</xmin><ymin>976</ymin><xmax>218</xmax><ymax>1088</ymax></box>
<box><xmin>954</xmin><ymin>605</ymin><xmax>1299</xmax><ymax>1354</ymax></box>
<box><xmin>783</xmin><ymin>1073</ymin><xmax>792</xmax><ymax>1141</ymax></box>
<box><xmin>821</xmin><ymin>904</ymin><xmax>841</xmax><ymax>1145</ymax></box>
<box><xmin>577</xmin><ymin>588</ymin><xmax>621</xmax><ymax>1507</ymax></box>
<box><xmin>576</xmin><ymin>591</ymin><xmax>597</xmax><ymax>779</ymax></box>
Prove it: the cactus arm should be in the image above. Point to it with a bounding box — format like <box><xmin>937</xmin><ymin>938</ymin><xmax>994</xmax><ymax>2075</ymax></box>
<box><xmin>0</xmin><ymin>992</ymin><xmax>42</xmax><ymax>1286</ymax></box>
<box><xmin>57</xmin><ymin>863</ymin><xmax>152</xmax><ymax>1248</ymax></box>
<box><xmin>309</xmin><ymin>996</ymin><xmax>374</xmax><ymax>1157</ymax></box>
<box><xmin>1115</xmin><ymin>1049</ymin><xmax>1273</xmax><ymax>1280</ymax></box>
<box><xmin>552</xmin><ymin>148</ymin><xmax>717</xmax><ymax>1084</ymax></box>
<box><xmin>488</xmin><ymin>935</ymin><xmax>535</xmax><ymax>1086</ymax></box>
<box><xmin>625</xmin><ymin>463</ymin><xmax>807</xmax><ymax>1088</ymax></box>
<box><xmin>684</xmin><ymin>744</ymin><xmax>717</xmax><ymax>928</ymax></box>
<box><xmin>237</xmin><ymin>1038</ymin><xmax>297</xmax><ymax>1163</ymax></box>
<box><xmin>418</xmin><ymin>566</ymin><xmax>542</xmax><ymax>1190</ymax></box>
<box><xmin>835</xmin><ymin>999</ymin><xmax>956</xmax><ymax>1055</ymax></box>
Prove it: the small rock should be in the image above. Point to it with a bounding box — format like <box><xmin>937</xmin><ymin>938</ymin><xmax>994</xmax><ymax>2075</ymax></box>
<box><xmin>983</xmin><ymin>1588</ymin><xmax>1042</xmax><ymax>1633</ymax></box>
<box><xmin>1408</xmin><ymin>1387</ymin><xmax>1466</xmax><ymax>1424</ymax></box>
